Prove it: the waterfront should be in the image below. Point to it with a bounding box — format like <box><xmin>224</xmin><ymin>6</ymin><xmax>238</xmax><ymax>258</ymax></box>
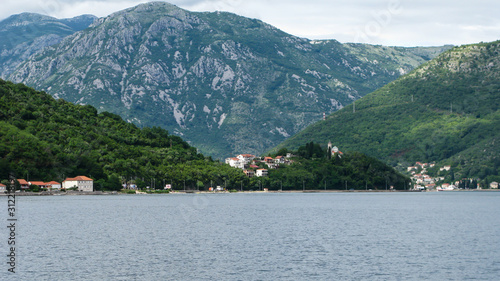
<box><xmin>3</xmin><ymin>192</ymin><xmax>500</xmax><ymax>280</ymax></box>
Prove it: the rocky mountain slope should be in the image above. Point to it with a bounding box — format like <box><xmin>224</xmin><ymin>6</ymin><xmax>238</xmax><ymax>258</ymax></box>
<box><xmin>273</xmin><ymin>41</ymin><xmax>500</xmax><ymax>181</ymax></box>
<box><xmin>0</xmin><ymin>12</ymin><xmax>96</xmax><ymax>78</ymax></box>
<box><xmin>7</xmin><ymin>2</ymin><xmax>451</xmax><ymax>158</ymax></box>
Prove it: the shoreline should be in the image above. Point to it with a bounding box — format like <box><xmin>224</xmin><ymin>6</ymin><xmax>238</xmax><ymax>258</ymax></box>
<box><xmin>1</xmin><ymin>189</ymin><xmax>498</xmax><ymax>196</ymax></box>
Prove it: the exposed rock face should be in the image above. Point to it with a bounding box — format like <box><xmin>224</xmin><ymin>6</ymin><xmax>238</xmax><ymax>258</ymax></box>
<box><xmin>7</xmin><ymin>2</ymin><xmax>450</xmax><ymax>158</ymax></box>
<box><xmin>0</xmin><ymin>13</ymin><xmax>96</xmax><ymax>78</ymax></box>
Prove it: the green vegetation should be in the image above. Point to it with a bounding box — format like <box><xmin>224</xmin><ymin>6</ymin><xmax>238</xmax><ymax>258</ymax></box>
<box><xmin>0</xmin><ymin>79</ymin><xmax>407</xmax><ymax>191</ymax></box>
<box><xmin>266</xmin><ymin>142</ymin><xmax>409</xmax><ymax>190</ymax></box>
<box><xmin>273</xmin><ymin>41</ymin><xmax>500</xmax><ymax>182</ymax></box>
<box><xmin>0</xmin><ymin>79</ymin><xmax>244</xmax><ymax>190</ymax></box>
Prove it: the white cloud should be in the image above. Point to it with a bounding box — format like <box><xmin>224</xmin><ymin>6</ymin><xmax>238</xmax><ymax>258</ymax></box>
<box><xmin>0</xmin><ymin>0</ymin><xmax>499</xmax><ymax>46</ymax></box>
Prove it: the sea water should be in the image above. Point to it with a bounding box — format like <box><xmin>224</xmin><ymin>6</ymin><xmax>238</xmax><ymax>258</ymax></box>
<box><xmin>2</xmin><ymin>192</ymin><xmax>500</xmax><ymax>280</ymax></box>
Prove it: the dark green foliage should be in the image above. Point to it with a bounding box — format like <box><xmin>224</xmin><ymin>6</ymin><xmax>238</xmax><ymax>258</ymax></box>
<box><xmin>0</xmin><ymin>79</ymin><xmax>212</xmax><ymax>188</ymax></box>
<box><xmin>296</xmin><ymin>141</ymin><xmax>326</xmax><ymax>159</ymax></box>
<box><xmin>268</xmin><ymin>151</ymin><xmax>408</xmax><ymax>190</ymax></box>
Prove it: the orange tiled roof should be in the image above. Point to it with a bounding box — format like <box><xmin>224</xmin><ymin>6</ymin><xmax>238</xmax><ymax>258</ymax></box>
<box><xmin>17</xmin><ymin>179</ymin><xmax>29</xmax><ymax>185</ymax></box>
<box><xmin>46</xmin><ymin>181</ymin><xmax>61</xmax><ymax>185</ymax></box>
<box><xmin>30</xmin><ymin>181</ymin><xmax>46</xmax><ymax>186</ymax></box>
<box><xmin>64</xmin><ymin>176</ymin><xmax>93</xmax><ymax>181</ymax></box>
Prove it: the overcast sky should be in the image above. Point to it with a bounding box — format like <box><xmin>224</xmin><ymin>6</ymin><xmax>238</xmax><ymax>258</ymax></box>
<box><xmin>1</xmin><ymin>0</ymin><xmax>499</xmax><ymax>46</ymax></box>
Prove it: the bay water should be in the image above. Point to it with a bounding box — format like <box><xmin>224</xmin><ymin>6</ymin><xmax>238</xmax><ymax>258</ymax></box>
<box><xmin>2</xmin><ymin>192</ymin><xmax>500</xmax><ymax>280</ymax></box>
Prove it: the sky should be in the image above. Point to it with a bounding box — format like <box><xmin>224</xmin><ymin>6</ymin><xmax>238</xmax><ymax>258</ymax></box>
<box><xmin>1</xmin><ymin>0</ymin><xmax>499</xmax><ymax>47</ymax></box>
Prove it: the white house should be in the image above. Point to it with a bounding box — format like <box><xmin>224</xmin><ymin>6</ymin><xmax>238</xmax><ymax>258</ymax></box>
<box><xmin>0</xmin><ymin>183</ymin><xmax>6</xmax><ymax>191</ymax></box>
<box><xmin>440</xmin><ymin>165</ymin><xmax>451</xmax><ymax>171</ymax></box>
<box><xmin>490</xmin><ymin>182</ymin><xmax>499</xmax><ymax>189</ymax></box>
<box><xmin>46</xmin><ymin>181</ymin><xmax>61</xmax><ymax>190</ymax></box>
<box><xmin>275</xmin><ymin>156</ymin><xmax>285</xmax><ymax>164</ymax></box>
<box><xmin>63</xmin><ymin>176</ymin><xmax>93</xmax><ymax>192</ymax></box>
<box><xmin>256</xmin><ymin>169</ymin><xmax>268</xmax><ymax>177</ymax></box>
<box><xmin>237</xmin><ymin>154</ymin><xmax>255</xmax><ymax>165</ymax></box>
<box><xmin>225</xmin><ymin>157</ymin><xmax>243</xmax><ymax>169</ymax></box>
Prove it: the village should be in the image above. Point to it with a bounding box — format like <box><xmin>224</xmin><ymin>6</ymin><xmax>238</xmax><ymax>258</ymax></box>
<box><xmin>224</xmin><ymin>153</ymin><xmax>291</xmax><ymax>178</ymax></box>
<box><xmin>224</xmin><ymin>142</ymin><xmax>344</xmax><ymax>178</ymax></box>
<box><xmin>408</xmin><ymin>162</ymin><xmax>499</xmax><ymax>191</ymax></box>
<box><xmin>2</xmin><ymin>147</ymin><xmax>498</xmax><ymax>193</ymax></box>
<box><xmin>0</xmin><ymin>176</ymin><xmax>94</xmax><ymax>193</ymax></box>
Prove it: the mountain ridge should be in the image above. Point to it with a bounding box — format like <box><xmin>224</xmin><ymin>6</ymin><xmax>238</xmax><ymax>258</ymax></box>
<box><xmin>272</xmin><ymin>40</ymin><xmax>500</xmax><ymax>181</ymax></box>
<box><xmin>6</xmin><ymin>2</ymin><xmax>452</xmax><ymax>158</ymax></box>
<box><xmin>0</xmin><ymin>12</ymin><xmax>97</xmax><ymax>78</ymax></box>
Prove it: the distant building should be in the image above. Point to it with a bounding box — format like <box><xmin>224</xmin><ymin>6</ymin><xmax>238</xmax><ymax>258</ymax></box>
<box><xmin>244</xmin><ymin>170</ymin><xmax>255</xmax><ymax>178</ymax></box>
<box><xmin>256</xmin><ymin>169</ymin><xmax>268</xmax><ymax>177</ymax></box>
<box><xmin>225</xmin><ymin>157</ymin><xmax>243</xmax><ymax>169</ymax></box>
<box><xmin>440</xmin><ymin>165</ymin><xmax>451</xmax><ymax>171</ymax></box>
<box><xmin>29</xmin><ymin>181</ymin><xmax>48</xmax><ymax>189</ymax></box>
<box><xmin>327</xmin><ymin>141</ymin><xmax>343</xmax><ymax>157</ymax></box>
<box><xmin>237</xmin><ymin>154</ymin><xmax>255</xmax><ymax>165</ymax></box>
<box><xmin>0</xmin><ymin>183</ymin><xmax>6</xmax><ymax>191</ymax></box>
<box><xmin>490</xmin><ymin>182</ymin><xmax>499</xmax><ymax>189</ymax></box>
<box><xmin>46</xmin><ymin>181</ymin><xmax>61</xmax><ymax>189</ymax></box>
<box><xmin>407</xmin><ymin>166</ymin><xmax>417</xmax><ymax>172</ymax></box>
<box><xmin>17</xmin><ymin>179</ymin><xmax>30</xmax><ymax>190</ymax></box>
<box><xmin>62</xmin><ymin>176</ymin><xmax>93</xmax><ymax>192</ymax></box>
<box><xmin>275</xmin><ymin>156</ymin><xmax>285</xmax><ymax>164</ymax></box>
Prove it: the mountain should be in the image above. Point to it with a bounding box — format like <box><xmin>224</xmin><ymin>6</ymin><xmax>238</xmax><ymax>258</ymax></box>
<box><xmin>7</xmin><ymin>2</ymin><xmax>451</xmax><ymax>159</ymax></box>
<box><xmin>273</xmin><ymin>41</ymin><xmax>500</xmax><ymax>181</ymax></box>
<box><xmin>0</xmin><ymin>12</ymin><xmax>97</xmax><ymax>78</ymax></box>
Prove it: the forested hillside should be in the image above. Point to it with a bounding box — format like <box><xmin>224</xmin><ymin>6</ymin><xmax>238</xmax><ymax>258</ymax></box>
<box><xmin>274</xmin><ymin>41</ymin><xmax>500</xmax><ymax>182</ymax></box>
<box><xmin>0</xmin><ymin>79</ymin><xmax>244</xmax><ymax>190</ymax></box>
<box><xmin>0</xmin><ymin>79</ymin><xmax>408</xmax><ymax>190</ymax></box>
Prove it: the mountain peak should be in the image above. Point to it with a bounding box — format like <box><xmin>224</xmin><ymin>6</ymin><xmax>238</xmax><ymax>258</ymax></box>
<box><xmin>6</xmin><ymin>2</ymin><xmax>450</xmax><ymax>159</ymax></box>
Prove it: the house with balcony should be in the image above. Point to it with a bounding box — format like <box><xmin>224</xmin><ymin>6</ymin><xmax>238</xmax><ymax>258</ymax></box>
<box><xmin>244</xmin><ymin>170</ymin><xmax>255</xmax><ymax>178</ymax></box>
<box><xmin>256</xmin><ymin>169</ymin><xmax>268</xmax><ymax>177</ymax></box>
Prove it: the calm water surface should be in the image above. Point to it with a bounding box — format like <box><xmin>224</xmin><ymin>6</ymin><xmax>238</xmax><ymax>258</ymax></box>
<box><xmin>2</xmin><ymin>192</ymin><xmax>500</xmax><ymax>280</ymax></box>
